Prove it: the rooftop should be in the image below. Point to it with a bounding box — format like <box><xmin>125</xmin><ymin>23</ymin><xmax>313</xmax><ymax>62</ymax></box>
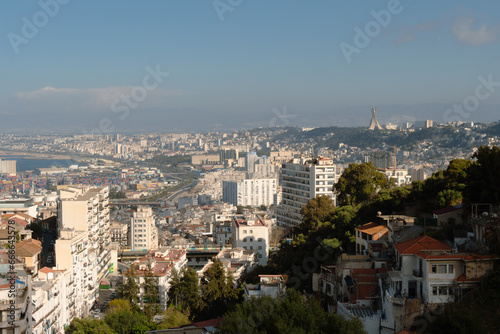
<box><xmin>356</xmin><ymin>222</ymin><xmax>388</xmax><ymax>236</ymax></box>
<box><xmin>394</xmin><ymin>235</ymin><xmax>452</xmax><ymax>255</ymax></box>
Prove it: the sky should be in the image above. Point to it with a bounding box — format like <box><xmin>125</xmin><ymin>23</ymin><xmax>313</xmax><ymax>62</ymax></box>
<box><xmin>0</xmin><ymin>0</ymin><xmax>499</xmax><ymax>133</ymax></box>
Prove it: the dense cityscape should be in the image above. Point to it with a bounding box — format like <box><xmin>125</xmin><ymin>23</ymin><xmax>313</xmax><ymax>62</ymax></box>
<box><xmin>2</xmin><ymin>1</ymin><xmax>500</xmax><ymax>333</ymax></box>
<box><xmin>1</xmin><ymin>114</ymin><xmax>500</xmax><ymax>333</ymax></box>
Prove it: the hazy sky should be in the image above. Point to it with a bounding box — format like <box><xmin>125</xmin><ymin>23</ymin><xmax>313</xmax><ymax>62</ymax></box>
<box><xmin>1</xmin><ymin>1</ymin><xmax>499</xmax><ymax>132</ymax></box>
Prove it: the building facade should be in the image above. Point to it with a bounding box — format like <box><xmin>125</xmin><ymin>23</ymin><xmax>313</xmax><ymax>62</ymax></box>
<box><xmin>222</xmin><ymin>178</ymin><xmax>277</xmax><ymax>207</ymax></box>
<box><xmin>231</xmin><ymin>216</ymin><xmax>269</xmax><ymax>266</ymax></box>
<box><xmin>130</xmin><ymin>206</ymin><xmax>158</xmax><ymax>251</ymax></box>
<box><xmin>277</xmin><ymin>157</ymin><xmax>336</xmax><ymax>228</ymax></box>
<box><xmin>56</xmin><ymin>186</ymin><xmax>112</xmax><ymax>318</ymax></box>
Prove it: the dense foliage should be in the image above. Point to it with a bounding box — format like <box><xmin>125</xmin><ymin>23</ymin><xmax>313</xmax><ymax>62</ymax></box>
<box><xmin>218</xmin><ymin>289</ymin><xmax>366</xmax><ymax>334</ymax></box>
<box><xmin>168</xmin><ymin>259</ymin><xmax>242</xmax><ymax>321</ymax></box>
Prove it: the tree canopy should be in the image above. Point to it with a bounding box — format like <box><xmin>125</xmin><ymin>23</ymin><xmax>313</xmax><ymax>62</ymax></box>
<box><xmin>334</xmin><ymin>162</ymin><xmax>390</xmax><ymax>206</ymax></box>
<box><xmin>118</xmin><ymin>264</ymin><xmax>140</xmax><ymax>306</ymax></box>
<box><xmin>167</xmin><ymin>267</ymin><xmax>203</xmax><ymax>318</ymax></box>
<box><xmin>465</xmin><ymin>145</ymin><xmax>500</xmax><ymax>204</ymax></box>
<box><xmin>218</xmin><ymin>289</ymin><xmax>365</xmax><ymax>334</ymax></box>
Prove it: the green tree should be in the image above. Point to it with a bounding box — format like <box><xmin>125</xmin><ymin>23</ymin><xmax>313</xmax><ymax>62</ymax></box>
<box><xmin>143</xmin><ymin>259</ymin><xmax>160</xmax><ymax>318</ymax></box>
<box><xmin>65</xmin><ymin>318</ymin><xmax>114</xmax><ymax>334</ymax></box>
<box><xmin>466</xmin><ymin>145</ymin><xmax>500</xmax><ymax>203</ymax></box>
<box><xmin>437</xmin><ymin>189</ymin><xmax>463</xmax><ymax>207</ymax></box>
<box><xmin>218</xmin><ymin>289</ymin><xmax>365</xmax><ymax>334</ymax></box>
<box><xmin>119</xmin><ymin>264</ymin><xmax>140</xmax><ymax>306</ymax></box>
<box><xmin>104</xmin><ymin>308</ymin><xmax>157</xmax><ymax>334</ymax></box>
<box><xmin>158</xmin><ymin>307</ymin><xmax>190</xmax><ymax>329</ymax></box>
<box><xmin>199</xmin><ymin>258</ymin><xmax>241</xmax><ymax>320</ymax></box>
<box><xmin>168</xmin><ymin>267</ymin><xmax>203</xmax><ymax>318</ymax></box>
<box><xmin>107</xmin><ymin>299</ymin><xmax>132</xmax><ymax>314</ymax></box>
<box><xmin>300</xmin><ymin>195</ymin><xmax>336</xmax><ymax>232</ymax></box>
<box><xmin>443</xmin><ymin>158</ymin><xmax>471</xmax><ymax>190</ymax></box>
<box><xmin>334</xmin><ymin>162</ymin><xmax>390</xmax><ymax>206</ymax></box>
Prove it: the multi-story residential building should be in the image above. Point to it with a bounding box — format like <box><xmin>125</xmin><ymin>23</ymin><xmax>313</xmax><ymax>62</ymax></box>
<box><xmin>222</xmin><ymin>178</ymin><xmax>277</xmax><ymax>207</ymax></box>
<box><xmin>253</xmin><ymin>162</ymin><xmax>277</xmax><ymax>179</ymax></box>
<box><xmin>127</xmin><ymin>249</ymin><xmax>187</xmax><ymax>311</ymax></box>
<box><xmin>382</xmin><ymin>169</ymin><xmax>412</xmax><ymax>186</ymax></box>
<box><xmin>55</xmin><ymin>229</ymin><xmax>95</xmax><ymax>319</ymax></box>
<box><xmin>15</xmin><ymin>238</ymin><xmax>42</xmax><ymax>276</ymax></box>
<box><xmin>197</xmin><ymin>248</ymin><xmax>256</xmax><ymax>284</ymax></box>
<box><xmin>231</xmin><ymin>215</ymin><xmax>269</xmax><ymax>266</ymax></box>
<box><xmin>213</xmin><ymin>220</ymin><xmax>232</xmax><ymax>245</ymax></box>
<box><xmin>354</xmin><ymin>222</ymin><xmax>388</xmax><ymax>255</ymax></box>
<box><xmin>244</xmin><ymin>275</ymin><xmax>286</xmax><ymax>300</ymax></box>
<box><xmin>0</xmin><ymin>198</ymin><xmax>38</xmax><ymax>217</ymax></box>
<box><xmin>130</xmin><ymin>206</ymin><xmax>158</xmax><ymax>251</ymax></box>
<box><xmin>110</xmin><ymin>221</ymin><xmax>128</xmax><ymax>247</ymax></box>
<box><xmin>0</xmin><ymin>263</ymin><xmax>33</xmax><ymax>334</ymax></box>
<box><xmin>31</xmin><ymin>267</ymin><xmax>72</xmax><ymax>334</ymax></box>
<box><xmin>56</xmin><ymin>186</ymin><xmax>112</xmax><ymax>318</ymax></box>
<box><xmin>369</xmin><ymin>151</ymin><xmax>393</xmax><ymax>169</ymax></box>
<box><xmin>277</xmin><ymin>157</ymin><xmax>336</xmax><ymax>229</ymax></box>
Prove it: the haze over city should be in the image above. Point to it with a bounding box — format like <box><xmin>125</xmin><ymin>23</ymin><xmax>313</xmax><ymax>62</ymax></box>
<box><xmin>1</xmin><ymin>0</ymin><xmax>499</xmax><ymax>132</ymax></box>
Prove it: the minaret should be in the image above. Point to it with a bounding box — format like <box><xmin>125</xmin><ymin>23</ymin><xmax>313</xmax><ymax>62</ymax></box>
<box><xmin>368</xmin><ymin>107</ymin><xmax>383</xmax><ymax>130</ymax></box>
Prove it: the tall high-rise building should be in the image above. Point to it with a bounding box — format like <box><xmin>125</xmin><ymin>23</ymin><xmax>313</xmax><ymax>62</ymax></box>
<box><xmin>277</xmin><ymin>157</ymin><xmax>336</xmax><ymax>228</ymax></box>
<box><xmin>245</xmin><ymin>151</ymin><xmax>258</xmax><ymax>173</ymax></box>
<box><xmin>223</xmin><ymin>178</ymin><xmax>277</xmax><ymax>207</ymax></box>
<box><xmin>56</xmin><ymin>186</ymin><xmax>112</xmax><ymax>318</ymax></box>
<box><xmin>369</xmin><ymin>151</ymin><xmax>394</xmax><ymax>169</ymax></box>
<box><xmin>130</xmin><ymin>206</ymin><xmax>158</xmax><ymax>250</ymax></box>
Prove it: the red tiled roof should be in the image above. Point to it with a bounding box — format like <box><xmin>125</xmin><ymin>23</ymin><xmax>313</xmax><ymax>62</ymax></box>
<box><xmin>432</xmin><ymin>204</ymin><xmax>462</xmax><ymax>215</ymax></box>
<box><xmin>192</xmin><ymin>318</ymin><xmax>222</xmax><ymax>328</ymax></box>
<box><xmin>356</xmin><ymin>222</ymin><xmax>388</xmax><ymax>236</ymax></box>
<box><xmin>394</xmin><ymin>235</ymin><xmax>451</xmax><ymax>255</ymax></box>
<box><xmin>39</xmin><ymin>267</ymin><xmax>57</xmax><ymax>274</ymax></box>
<box><xmin>416</xmin><ymin>251</ymin><xmax>499</xmax><ymax>261</ymax></box>
<box><xmin>455</xmin><ymin>274</ymin><xmax>481</xmax><ymax>282</ymax></box>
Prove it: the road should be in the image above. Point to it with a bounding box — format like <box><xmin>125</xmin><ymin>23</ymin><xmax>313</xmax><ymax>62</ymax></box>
<box><xmin>166</xmin><ymin>180</ymin><xmax>197</xmax><ymax>201</ymax></box>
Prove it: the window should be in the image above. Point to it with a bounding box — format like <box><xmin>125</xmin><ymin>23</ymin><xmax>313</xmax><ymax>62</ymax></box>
<box><xmin>431</xmin><ymin>264</ymin><xmax>454</xmax><ymax>274</ymax></box>
<box><xmin>432</xmin><ymin>285</ymin><xmax>453</xmax><ymax>296</ymax></box>
<box><xmin>258</xmin><ymin>246</ymin><xmax>262</xmax><ymax>250</ymax></box>
<box><xmin>243</xmin><ymin>230</ymin><xmax>247</xmax><ymax>234</ymax></box>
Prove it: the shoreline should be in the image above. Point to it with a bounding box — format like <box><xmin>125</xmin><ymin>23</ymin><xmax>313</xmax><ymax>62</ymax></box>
<box><xmin>0</xmin><ymin>150</ymin><xmax>78</xmax><ymax>161</ymax></box>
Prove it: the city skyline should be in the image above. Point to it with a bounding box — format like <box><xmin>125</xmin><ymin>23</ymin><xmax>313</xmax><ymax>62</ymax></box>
<box><xmin>1</xmin><ymin>1</ymin><xmax>499</xmax><ymax>132</ymax></box>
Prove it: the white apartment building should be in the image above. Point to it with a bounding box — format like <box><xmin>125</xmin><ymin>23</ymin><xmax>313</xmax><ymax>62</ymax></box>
<box><xmin>222</xmin><ymin>178</ymin><xmax>277</xmax><ymax>207</ymax></box>
<box><xmin>0</xmin><ymin>265</ymin><xmax>32</xmax><ymax>334</ymax></box>
<box><xmin>277</xmin><ymin>157</ymin><xmax>336</xmax><ymax>229</ymax></box>
<box><xmin>129</xmin><ymin>249</ymin><xmax>187</xmax><ymax>311</ymax></box>
<box><xmin>130</xmin><ymin>206</ymin><xmax>158</xmax><ymax>251</ymax></box>
<box><xmin>56</xmin><ymin>186</ymin><xmax>112</xmax><ymax>318</ymax></box>
<box><xmin>31</xmin><ymin>267</ymin><xmax>72</xmax><ymax>334</ymax></box>
<box><xmin>55</xmin><ymin>229</ymin><xmax>97</xmax><ymax>319</ymax></box>
<box><xmin>382</xmin><ymin>169</ymin><xmax>412</xmax><ymax>186</ymax></box>
<box><xmin>110</xmin><ymin>221</ymin><xmax>128</xmax><ymax>247</ymax></box>
<box><xmin>253</xmin><ymin>162</ymin><xmax>277</xmax><ymax>179</ymax></box>
<box><xmin>231</xmin><ymin>216</ymin><xmax>269</xmax><ymax>266</ymax></box>
<box><xmin>0</xmin><ymin>158</ymin><xmax>16</xmax><ymax>175</ymax></box>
